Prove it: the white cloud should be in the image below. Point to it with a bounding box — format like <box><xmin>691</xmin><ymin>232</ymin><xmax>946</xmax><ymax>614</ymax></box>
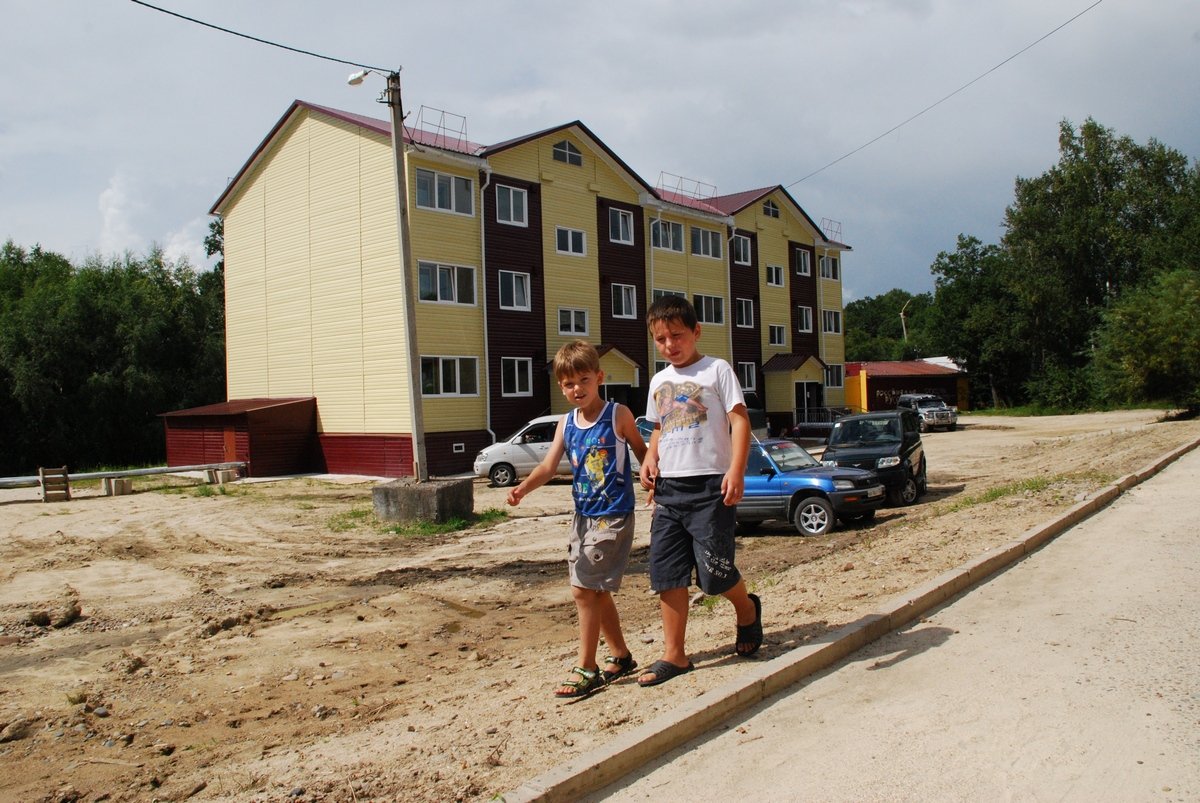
<box><xmin>163</xmin><ymin>216</ymin><xmax>213</xmax><ymax>270</ymax></box>
<box><xmin>97</xmin><ymin>172</ymin><xmax>143</xmax><ymax>258</ymax></box>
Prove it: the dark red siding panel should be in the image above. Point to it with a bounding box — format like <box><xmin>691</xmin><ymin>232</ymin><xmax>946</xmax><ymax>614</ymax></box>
<box><xmin>162</xmin><ymin>399</ymin><xmax>316</xmax><ymax>477</ymax></box>
<box><xmin>425</xmin><ymin>430</ymin><xmax>492</xmax><ymax>476</ymax></box>
<box><xmin>790</xmin><ymin>242</ymin><xmax>819</xmax><ymax>358</ymax></box>
<box><xmin>245</xmin><ymin>400</ymin><xmax>319</xmax><ymax>476</ymax></box>
<box><xmin>319</xmin><ymin>434</ymin><xmax>413</xmax><ymax>477</ymax></box>
<box><xmin>597</xmin><ymin>198</ymin><xmax>649</xmax><ymax>413</ymax></box>
<box><xmin>729</xmin><ymin>229</ymin><xmax>763</xmax><ymax>404</ymax></box>
<box><xmin>483</xmin><ymin>173</ymin><xmax>551</xmax><ymax>438</ymax></box>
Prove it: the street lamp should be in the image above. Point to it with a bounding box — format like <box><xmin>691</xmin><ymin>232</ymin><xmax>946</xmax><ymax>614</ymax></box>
<box><xmin>349</xmin><ymin>68</ymin><xmax>428</xmax><ymax>482</ymax></box>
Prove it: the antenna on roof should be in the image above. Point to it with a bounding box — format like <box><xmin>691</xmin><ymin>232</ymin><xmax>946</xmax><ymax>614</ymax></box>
<box><xmin>413</xmin><ymin>106</ymin><xmax>468</xmax><ymax>152</ymax></box>
<box><xmin>656</xmin><ymin>172</ymin><xmax>717</xmax><ymax>201</ymax></box>
<box><xmin>820</xmin><ymin>217</ymin><xmax>843</xmax><ymax>242</ymax></box>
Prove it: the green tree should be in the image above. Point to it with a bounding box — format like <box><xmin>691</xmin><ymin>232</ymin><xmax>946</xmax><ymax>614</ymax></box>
<box><xmin>844</xmin><ymin>288</ymin><xmax>934</xmax><ymax>361</ymax></box>
<box><xmin>1093</xmin><ymin>268</ymin><xmax>1200</xmax><ymax>412</ymax></box>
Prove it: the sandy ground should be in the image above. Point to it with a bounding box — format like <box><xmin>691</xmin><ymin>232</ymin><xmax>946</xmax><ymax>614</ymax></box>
<box><xmin>1</xmin><ymin>410</ymin><xmax>1198</xmax><ymax>802</ymax></box>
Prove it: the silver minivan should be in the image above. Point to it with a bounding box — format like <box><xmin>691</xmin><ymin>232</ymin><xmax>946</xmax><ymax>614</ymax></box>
<box><xmin>473</xmin><ymin>414</ymin><xmax>571</xmax><ymax>486</ymax></box>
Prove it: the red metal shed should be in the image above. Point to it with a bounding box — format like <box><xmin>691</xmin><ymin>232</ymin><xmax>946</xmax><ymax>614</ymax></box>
<box><xmin>160</xmin><ymin>398</ymin><xmax>318</xmax><ymax>477</ymax></box>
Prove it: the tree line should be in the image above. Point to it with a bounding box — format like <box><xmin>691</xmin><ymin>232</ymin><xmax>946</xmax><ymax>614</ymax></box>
<box><xmin>0</xmin><ymin>229</ymin><xmax>225</xmax><ymax>476</ymax></box>
<box><xmin>846</xmin><ymin>118</ymin><xmax>1200</xmax><ymax>412</ymax></box>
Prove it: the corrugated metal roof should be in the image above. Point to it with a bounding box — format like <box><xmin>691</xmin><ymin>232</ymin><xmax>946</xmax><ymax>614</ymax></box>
<box><xmin>160</xmin><ymin>397</ymin><xmax>316</xmax><ymax>418</ymax></box>
<box><xmin>762</xmin><ymin>352</ymin><xmax>827</xmax><ymax>372</ymax></box>
<box><xmin>847</xmin><ymin>361</ymin><xmax>963</xmax><ymax>377</ymax></box>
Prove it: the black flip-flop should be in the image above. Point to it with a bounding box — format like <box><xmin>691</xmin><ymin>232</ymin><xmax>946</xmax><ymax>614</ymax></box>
<box><xmin>736</xmin><ymin>593</ymin><xmax>763</xmax><ymax>657</ymax></box>
<box><xmin>637</xmin><ymin>659</ymin><xmax>694</xmax><ymax>687</ymax></box>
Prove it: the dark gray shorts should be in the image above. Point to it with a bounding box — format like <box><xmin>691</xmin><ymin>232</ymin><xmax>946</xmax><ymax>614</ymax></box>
<box><xmin>568</xmin><ymin>513</ymin><xmax>635</xmax><ymax>592</ymax></box>
<box><xmin>648</xmin><ymin>475</ymin><xmax>740</xmax><ymax>595</ymax></box>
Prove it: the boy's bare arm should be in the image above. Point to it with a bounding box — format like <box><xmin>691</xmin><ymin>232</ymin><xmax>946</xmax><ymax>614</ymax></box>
<box><xmin>638</xmin><ymin>425</ymin><xmax>660</xmax><ymax>490</ymax></box>
<box><xmin>507</xmin><ymin>419</ymin><xmax>567</xmax><ymax>506</ymax></box>
<box><xmin>615</xmin><ymin>404</ymin><xmax>648</xmax><ymax>463</ymax></box>
<box><xmin>722</xmin><ymin>404</ymin><xmax>751</xmax><ymax>506</ymax></box>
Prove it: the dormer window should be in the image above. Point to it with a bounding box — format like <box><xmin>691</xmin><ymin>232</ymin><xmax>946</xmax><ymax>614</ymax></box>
<box><xmin>552</xmin><ymin>140</ymin><xmax>582</xmax><ymax>166</ymax></box>
<box><xmin>763</xmin><ymin>199</ymin><xmax>779</xmax><ymax>218</ymax></box>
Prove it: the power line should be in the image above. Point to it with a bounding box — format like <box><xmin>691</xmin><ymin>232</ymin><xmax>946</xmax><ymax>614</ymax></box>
<box><xmin>785</xmin><ymin>0</ymin><xmax>1106</xmax><ymax>188</ymax></box>
<box><xmin>129</xmin><ymin>0</ymin><xmax>391</xmax><ymax>73</ymax></box>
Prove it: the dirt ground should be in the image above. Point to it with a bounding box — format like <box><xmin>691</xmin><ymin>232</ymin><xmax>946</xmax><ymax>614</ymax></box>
<box><xmin>1</xmin><ymin>410</ymin><xmax>1198</xmax><ymax>803</ymax></box>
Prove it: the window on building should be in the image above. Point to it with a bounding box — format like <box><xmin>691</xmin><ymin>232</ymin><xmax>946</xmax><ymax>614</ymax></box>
<box><xmin>737</xmin><ymin>362</ymin><xmax>757</xmax><ymax>391</ymax></box>
<box><xmin>795</xmin><ymin>249</ymin><xmax>811</xmax><ymax>276</ymax></box>
<box><xmin>421</xmin><ymin>356</ymin><xmax>478</xmax><ymax>396</ymax></box>
<box><xmin>418</xmin><ymin>261</ymin><xmax>475</xmax><ymax>305</ymax></box>
<box><xmin>653</xmin><ymin>288</ymin><xmax>684</xmax><ymax>301</ymax></box>
<box><xmin>609</xmin><ymin>208</ymin><xmax>634</xmax><ymax>244</ymax></box>
<box><xmin>415</xmin><ymin>168</ymin><xmax>473</xmax><ymax>215</ymax></box>
<box><xmin>555</xmin><ymin>227</ymin><xmax>586</xmax><ymax>255</ymax></box>
<box><xmin>654</xmin><ymin>359</ymin><xmax>669</xmax><ymax>373</ymax></box>
<box><xmin>501</xmin><ymin>357</ymin><xmax>532</xmax><ymax>396</ymax></box>
<box><xmin>819</xmin><ymin>255</ymin><xmax>841</xmax><ymax>280</ymax></box>
<box><xmin>733</xmin><ymin>234</ymin><xmax>751</xmax><ymax>265</ymax></box>
<box><xmin>498</xmin><ymin>270</ymin><xmax>530</xmax><ymax>311</ymax></box>
<box><xmin>824</xmin><ymin>363</ymin><xmax>844</xmax><ymax>388</ymax></box>
<box><xmin>552</xmin><ymin>140</ymin><xmax>582</xmax><ymax>166</ymax></box>
<box><xmin>796</xmin><ymin>305</ymin><xmax>813</xmax><ymax>333</ymax></box>
<box><xmin>690</xmin><ymin>227</ymin><xmax>723</xmax><ymax>259</ymax></box>
<box><xmin>822</xmin><ymin>309</ymin><xmax>842</xmax><ymax>334</ymax></box>
<box><xmin>768</xmin><ymin>324</ymin><xmax>785</xmax><ymax>346</ymax></box>
<box><xmin>612</xmin><ymin>283</ymin><xmax>636</xmax><ymax>319</ymax></box>
<box><xmin>766</xmin><ymin>264</ymin><xmax>784</xmax><ymax>287</ymax></box>
<box><xmin>559</xmin><ymin>307</ymin><xmax>588</xmax><ymax>335</ymax></box>
<box><xmin>735</xmin><ymin>297</ymin><xmax>754</xmax><ymax>328</ymax></box>
<box><xmin>651</xmin><ymin>219</ymin><xmax>684</xmax><ymax>252</ymax></box>
<box><xmin>693</xmin><ymin>294</ymin><xmax>724</xmax><ymax>325</ymax></box>
<box><xmin>496</xmin><ymin>185</ymin><xmax>527</xmax><ymax>226</ymax></box>
<box><xmin>762</xmin><ymin>200</ymin><xmax>779</xmax><ymax>218</ymax></box>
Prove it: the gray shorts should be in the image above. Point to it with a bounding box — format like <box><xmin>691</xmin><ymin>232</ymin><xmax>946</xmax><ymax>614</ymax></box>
<box><xmin>568</xmin><ymin>513</ymin><xmax>635</xmax><ymax>592</ymax></box>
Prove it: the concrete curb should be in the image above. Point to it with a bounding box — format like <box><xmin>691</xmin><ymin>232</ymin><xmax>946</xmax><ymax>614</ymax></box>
<box><xmin>502</xmin><ymin>435</ymin><xmax>1200</xmax><ymax>803</ymax></box>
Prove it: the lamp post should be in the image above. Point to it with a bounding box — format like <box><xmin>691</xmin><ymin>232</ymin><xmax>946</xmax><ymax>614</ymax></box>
<box><xmin>350</xmin><ymin>68</ymin><xmax>428</xmax><ymax>481</ymax></box>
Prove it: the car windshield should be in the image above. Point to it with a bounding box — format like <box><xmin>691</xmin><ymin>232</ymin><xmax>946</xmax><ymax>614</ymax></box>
<box><xmin>759</xmin><ymin>441</ymin><xmax>820</xmax><ymax>470</ymax></box>
<box><xmin>917</xmin><ymin>398</ymin><xmax>945</xmax><ymax>408</ymax></box>
<box><xmin>829</xmin><ymin>417</ymin><xmax>901</xmax><ymax>446</ymax></box>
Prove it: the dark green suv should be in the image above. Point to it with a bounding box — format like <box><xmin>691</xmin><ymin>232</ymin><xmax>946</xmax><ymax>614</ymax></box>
<box><xmin>820</xmin><ymin>410</ymin><xmax>927</xmax><ymax>506</ymax></box>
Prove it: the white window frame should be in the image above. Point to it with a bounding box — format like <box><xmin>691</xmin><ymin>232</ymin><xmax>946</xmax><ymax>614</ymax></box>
<box><xmin>418</xmin><ymin>261</ymin><xmax>476</xmax><ymax>305</ymax></box>
<box><xmin>766</xmin><ymin>264</ymin><xmax>784</xmax><ymax>287</ymax></box>
<box><xmin>819</xmin><ymin>255</ymin><xmax>841</xmax><ymax>280</ymax></box>
<box><xmin>612</xmin><ymin>283</ymin><xmax>637</xmax><ymax>319</ymax></box>
<box><xmin>609</xmin><ymin>208</ymin><xmax>634</xmax><ymax>245</ymax></box>
<box><xmin>498</xmin><ymin>270</ymin><xmax>530</xmax><ymax>311</ymax></box>
<box><xmin>653</xmin><ymin>288</ymin><xmax>685</xmax><ymax>301</ymax></box>
<box><xmin>496</xmin><ymin>185</ymin><xmax>527</xmax><ymax>227</ymax></box>
<box><xmin>733</xmin><ymin>234</ymin><xmax>751</xmax><ymax>265</ymax></box>
<box><xmin>690</xmin><ymin>227</ymin><xmax>723</xmax><ymax>259</ymax></box>
<box><xmin>654</xmin><ymin>359</ymin><xmax>669</xmax><ymax>373</ymax></box>
<box><xmin>824</xmin><ymin>363</ymin><xmax>844</xmax><ymax>388</ymax></box>
<box><xmin>501</xmin><ymin>357</ymin><xmax>533</xmax><ymax>397</ymax></box>
<box><xmin>415</xmin><ymin>168</ymin><xmax>473</xmax><ymax>216</ymax></box>
<box><xmin>822</xmin><ymin>309</ymin><xmax>843</xmax><ymax>334</ymax></box>
<box><xmin>555</xmin><ymin>226</ymin><xmax>586</xmax><ymax>256</ymax></box>
<box><xmin>735</xmin><ymin>297</ymin><xmax>754</xmax><ymax>328</ymax></box>
<box><xmin>421</xmin><ymin>356</ymin><xmax>479</xmax><ymax>396</ymax></box>
<box><xmin>693</xmin><ymin>294</ymin><xmax>724</xmax><ymax>325</ymax></box>
<box><xmin>651</xmin><ymin>219</ymin><xmax>684</xmax><ymax>252</ymax></box>
<box><xmin>796</xmin><ymin>305</ymin><xmax>813</xmax><ymax>333</ymax></box>
<box><xmin>795</xmin><ymin>249</ymin><xmax>811</xmax><ymax>276</ymax></box>
<box><xmin>762</xmin><ymin>200</ymin><xmax>780</xmax><ymax>218</ymax></box>
<box><xmin>768</xmin><ymin>324</ymin><xmax>786</xmax><ymax>347</ymax></box>
<box><xmin>552</xmin><ymin>140</ymin><xmax>582</xmax><ymax>166</ymax></box>
<box><xmin>736</xmin><ymin>362</ymin><xmax>757</xmax><ymax>392</ymax></box>
<box><xmin>558</xmin><ymin>307</ymin><xmax>588</xmax><ymax>335</ymax></box>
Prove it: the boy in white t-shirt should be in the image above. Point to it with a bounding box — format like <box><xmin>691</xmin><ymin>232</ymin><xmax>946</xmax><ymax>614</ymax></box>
<box><xmin>636</xmin><ymin>296</ymin><xmax>763</xmax><ymax>687</ymax></box>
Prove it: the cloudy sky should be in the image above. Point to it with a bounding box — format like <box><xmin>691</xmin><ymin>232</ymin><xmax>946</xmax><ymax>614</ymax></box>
<box><xmin>3</xmin><ymin>0</ymin><xmax>1197</xmax><ymax>300</ymax></box>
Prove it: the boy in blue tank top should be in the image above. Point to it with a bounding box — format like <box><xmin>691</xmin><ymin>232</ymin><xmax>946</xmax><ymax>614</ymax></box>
<box><xmin>507</xmin><ymin>340</ymin><xmax>649</xmax><ymax>698</ymax></box>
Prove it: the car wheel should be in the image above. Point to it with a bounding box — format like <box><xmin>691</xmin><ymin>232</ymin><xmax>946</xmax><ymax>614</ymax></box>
<box><xmin>917</xmin><ymin>460</ymin><xmax>928</xmax><ymax>495</ymax></box>
<box><xmin>792</xmin><ymin>496</ymin><xmax>834</xmax><ymax>536</ymax></box>
<box><xmin>488</xmin><ymin>463</ymin><xmax>518</xmax><ymax>487</ymax></box>
<box><xmin>949</xmin><ymin>423</ymin><xmax>957</xmax><ymax>431</ymax></box>
<box><xmin>887</xmin><ymin>473</ymin><xmax>919</xmax><ymax>506</ymax></box>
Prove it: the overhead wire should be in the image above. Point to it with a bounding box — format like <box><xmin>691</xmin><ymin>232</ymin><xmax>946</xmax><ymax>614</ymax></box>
<box><xmin>785</xmin><ymin>0</ymin><xmax>1106</xmax><ymax>187</ymax></box>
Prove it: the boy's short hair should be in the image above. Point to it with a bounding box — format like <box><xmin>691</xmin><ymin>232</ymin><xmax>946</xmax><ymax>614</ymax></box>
<box><xmin>646</xmin><ymin>294</ymin><xmax>698</xmax><ymax>330</ymax></box>
<box><xmin>553</xmin><ymin>340</ymin><xmax>600</xmax><ymax>381</ymax></box>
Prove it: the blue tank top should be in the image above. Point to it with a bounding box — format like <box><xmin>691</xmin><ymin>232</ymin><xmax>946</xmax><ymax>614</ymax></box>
<box><xmin>564</xmin><ymin>402</ymin><xmax>635</xmax><ymax>517</ymax></box>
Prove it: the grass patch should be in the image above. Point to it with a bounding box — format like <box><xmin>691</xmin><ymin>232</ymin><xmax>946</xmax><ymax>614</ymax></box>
<box><xmin>328</xmin><ymin>506</ymin><xmax>376</xmax><ymax>532</ymax></box>
<box><xmin>937</xmin><ymin>470</ymin><xmax>1114</xmax><ymax>514</ymax></box>
<box><xmin>383</xmin><ymin>507</ymin><xmax>508</xmax><ymax>537</ymax></box>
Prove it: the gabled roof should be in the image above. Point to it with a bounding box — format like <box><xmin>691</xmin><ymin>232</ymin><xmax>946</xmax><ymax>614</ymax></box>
<box><xmin>847</xmin><ymin>361</ymin><xmax>963</xmax><ymax>377</ymax></box>
<box><xmin>709</xmin><ymin>185</ymin><xmax>852</xmax><ymax>250</ymax></box>
<box><xmin>654</xmin><ymin>189</ymin><xmax>727</xmax><ymax>218</ymax></box>
<box><xmin>762</xmin><ymin>352</ymin><xmax>828</xmax><ymax>372</ymax></box>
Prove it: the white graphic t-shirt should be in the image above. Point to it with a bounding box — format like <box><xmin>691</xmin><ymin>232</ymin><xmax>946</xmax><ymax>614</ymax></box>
<box><xmin>646</xmin><ymin>355</ymin><xmax>745</xmax><ymax>477</ymax></box>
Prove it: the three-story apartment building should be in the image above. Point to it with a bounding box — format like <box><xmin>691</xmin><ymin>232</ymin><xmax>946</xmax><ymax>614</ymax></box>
<box><xmin>207</xmin><ymin>101</ymin><xmax>849</xmax><ymax>476</ymax></box>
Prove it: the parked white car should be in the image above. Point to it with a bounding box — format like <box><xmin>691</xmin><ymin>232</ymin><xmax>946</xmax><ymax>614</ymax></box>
<box><xmin>473</xmin><ymin>415</ymin><xmax>571</xmax><ymax>487</ymax></box>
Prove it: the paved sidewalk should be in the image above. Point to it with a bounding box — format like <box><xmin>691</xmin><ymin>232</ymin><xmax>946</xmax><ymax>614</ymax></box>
<box><xmin>583</xmin><ymin>447</ymin><xmax>1200</xmax><ymax>802</ymax></box>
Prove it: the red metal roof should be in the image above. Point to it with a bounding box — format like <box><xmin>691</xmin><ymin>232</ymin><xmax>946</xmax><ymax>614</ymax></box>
<box><xmin>847</xmin><ymin>361</ymin><xmax>962</xmax><ymax>377</ymax></box>
<box><xmin>160</xmin><ymin>397</ymin><xmax>316</xmax><ymax>418</ymax></box>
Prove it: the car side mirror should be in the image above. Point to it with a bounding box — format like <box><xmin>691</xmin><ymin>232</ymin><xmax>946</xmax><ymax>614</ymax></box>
<box><xmin>759</xmin><ymin>467</ymin><xmax>775</xmax><ymax>477</ymax></box>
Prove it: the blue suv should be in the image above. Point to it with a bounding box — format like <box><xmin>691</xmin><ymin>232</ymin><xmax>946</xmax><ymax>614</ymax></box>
<box><xmin>738</xmin><ymin>438</ymin><xmax>885</xmax><ymax>536</ymax></box>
